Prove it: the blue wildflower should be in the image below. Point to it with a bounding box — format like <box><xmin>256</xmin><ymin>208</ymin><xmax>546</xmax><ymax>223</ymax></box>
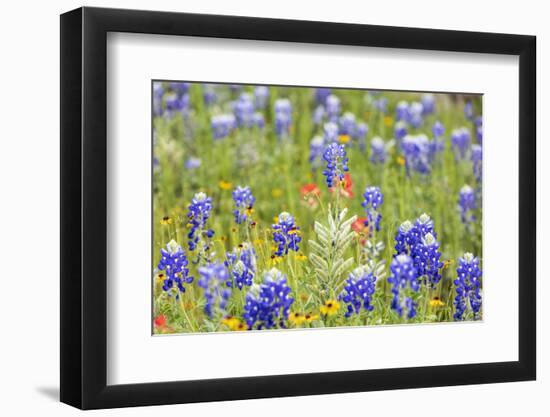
<box><xmin>313</xmin><ymin>105</ymin><xmax>325</xmax><ymax>125</ymax></box>
<box><xmin>421</xmin><ymin>93</ymin><xmax>435</xmax><ymax>115</ymax></box>
<box><xmin>395</xmin><ymin>101</ymin><xmax>409</xmax><ymax>121</ymax></box>
<box><xmin>243</xmin><ymin>268</ymin><xmax>294</xmax><ymax>329</ymax></box>
<box><xmin>394</xmin><ymin>121</ymin><xmax>408</xmax><ymax>141</ymax></box>
<box><xmin>253</xmin><ymin>112</ymin><xmax>265</xmax><ymax>129</ymax></box>
<box><xmin>254</xmin><ymin>86</ymin><xmax>269</xmax><ymax>109</ymax></box>
<box><xmin>315</xmin><ymin>88</ymin><xmax>331</xmax><ymax>105</ymax></box>
<box><xmin>370</xmin><ymin>137</ymin><xmax>387</xmax><ymax>164</ymax></box>
<box><xmin>340</xmin><ymin>267</ymin><xmax>377</xmax><ymax>317</ymax></box>
<box><xmin>373</xmin><ymin>97</ymin><xmax>388</xmax><ymax>113</ymax></box>
<box><xmin>451</xmin><ymin>127</ymin><xmax>471</xmax><ymax>159</ymax></box>
<box><xmin>325</xmin><ymin>94</ymin><xmax>341</xmax><ymax>122</ymax></box>
<box><xmin>412</xmin><ymin>232</ymin><xmax>443</xmax><ymax>287</ymax></box>
<box><xmin>198</xmin><ymin>262</ymin><xmax>231</xmax><ymax>317</ymax></box>
<box><xmin>458</xmin><ymin>185</ymin><xmax>476</xmax><ymax>223</ymax></box>
<box><xmin>187</xmin><ymin>192</ymin><xmax>214</xmax><ymax>252</ymax></box>
<box><xmin>408</xmin><ymin>102</ymin><xmax>424</xmax><ymax>128</ymax></box>
<box><xmin>388</xmin><ymin>254</ymin><xmax>419</xmax><ymax>318</ymax></box>
<box><xmin>354</xmin><ymin>122</ymin><xmax>368</xmax><ymax>151</ymax></box>
<box><xmin>362</xmin><ymin>186</ymin><xmax>383</xmax><ymax>233</ymax></box>
<box><xmin>153</xmin><ymin>82</ymin><xmax>164</xmax><ymax>116</ymax></box>
<box><xmin>211</xmin><ymin>114</ymin><xmax>236</xmax><ymax>139</ymax></box>
<box><xmin>202</xmin><ymin>84</ymin><xmax>217</xmax><ymax>105</ymax></box>
<box><xmin>453</xmin><ymin>253</ymin><xmax>482</xmax><ymax>320</ymax></box>
<box><xmin>184</xmin><ymin>157</ymin><xmax>201</xmax><ymax>170</ymax></box>
<box><xmin>339</xmin><ymin>112</ymin><xmax>356</xmax><ymax>136</ymax></box>
<box><xmin>225</xmin><ymin>243</ymin><xmax>256</xmax><ymax>290</ymax></box>
<box><xmin>274</xmin><ymin>98</ymin><xmax>292</xmax><ymax>137</ymax></box>
<box><xmin>464</xmin><ymin>101</ymin><xmax>474</xmax><ymax>121</ymax></box>
<box><xmin>157</xmin><ymin>240</ymin><xmax>193</xmax><ymax>297</ymax></box>
<box><xmin>234</xmin><ymin>93</ymin><xmax>255</xmax><ymax>127</ymax></box>
<box><xmin>169</xmin><ymin>82</ymin><xmax>190</xmax><ymax>95</ymax></box>
<box><xmin>402</xmin><ymin>134</ymin><xmax>431</xmax><ymax>174</ymax></box>
<box><xmin>394</xmin><ymin>213</ymin><xmax>436</xmax><ymax>256</ymax></box>
<box><xmin>309</xmin><ymin>135</ymin><xmax>325</xmax><ymax>167</ymax></box>
<box><xmin>323</xmin><ymin>122</ymin><xmax>339</xmax><ymax>144</ymax></box>
<box><xmin>472</xmin><ymin>144</ymin><xmax>482</xmax><ymax>182</ymax></box>
<box><xmin>322</xmin><ymin>143</ymin><xmax>349</xmax><ymax>188</ymax></box>
<box><xmin>164</xmin><ymin>92</ymin><xmax>190</xmax><ymax>116</ymax></box>
<box><xmin>272</xmin><ymin>212</ymin><xmax>301</xmax><ymax>257</ymax></box>
<box><xmin>232</xmin><ymin>186</ymin><xmax>256</xmax><ymax>225</ymax></box>
<box><xmin>432</xmin><ymin>121</ymin><xmax>445</xmax><ymax>139</ymax></box>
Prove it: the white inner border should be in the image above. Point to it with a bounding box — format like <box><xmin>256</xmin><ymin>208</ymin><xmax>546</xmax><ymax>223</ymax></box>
<box><xmin>107</xmin><ymin>32</ymin><xmax>519</xmax><ymax>385</ymax></box>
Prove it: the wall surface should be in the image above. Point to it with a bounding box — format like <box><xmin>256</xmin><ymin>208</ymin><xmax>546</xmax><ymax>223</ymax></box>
<box><xmin>0</xmin><ymin>0</ymin><xmax>545</xmax><ymax>415</ymax></box>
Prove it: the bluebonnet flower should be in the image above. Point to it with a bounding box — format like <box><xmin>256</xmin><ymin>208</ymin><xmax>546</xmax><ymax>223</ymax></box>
<box><xmin>234</xmin><ymin>93</ymin><xmax>255</xmax><ymax>127</ymax></box>
<box><xmin>169</xmin><ymin>82</ymin><xmax>190</xmax><ymax>95</ymax></box>
<box><xmin>421</xmin><ymin>93</ymin><xmax>435</xmax><ymax>115</ymax></box>
<box><xmin>313</xmin><ymin>105</ymin><xmax>325</xmax><ymax>125</ymax></box>
<box><xmin>475</xmin><ymin>117</ymin><xmax>483</xmax><ymax>144</ymax></box>
<box><xmin>373</xmin><ymin>97</ymin><xmax>388</xmax><ymax>113</ymax></box>
<box><xmin>323</xmin><ymin>122</ymin><xmax>339</xmax><ymax>144</ymax></box>
<box><xmin>362</xmin><ymin>186</ymin><xmax>383</xmax><ymax>233</ymax></box>
<box><xmin>232</xmin><ymin>186</ymin><xmax>256</xmax><ymax>225</ymax></box>
<box><xmin>309</xmin><ymin>135</ymin><xmax>325</xmax><ymax>167</ymax></box>
<box><xmin>370</xmin><ymin>137</ymin><xmax>387</xmax><ymax>164</ymax></box>
<box><xmin>211</xmin><ymin>114</ymin><xmax>236</xmax><ymax>139</ymax></box>
<box><xmin>243</xmin><ymin>268</ymin><xmax>294</xmax><ymax>329</ymax></box>
<box><xmin>340</xmin><ymin>266</ymin><xmax>377</xmax><ymax>317</ymax></box>
<box><xmin>394</xmin><ymin>121</ymin><xmax>408</xmax><ymax>141</ymax></box>
<box><xmin>315</xmin><ymin>88</ymin><xmax>331</xmax><ymax>105</ymax></box>
<box><xmin>202</xmin><ymin>84</ymin><xmax>217</xmax><ymax>105</ymax></box>
<box><xmin>272</xmin><ymin>212</ymin><xmax>301</xmax><ymax>257</ymax></box>
<box><xmin>253</xmin><ymin>112</ymin><xmax>265</xmax><ymax>129</ymax></box>
<box><xmin>187</xmin><ymin>192</ymin><xmax>214</xmax><ymax>252</ymax></box>
<box><xmin>164</xmin><ymin>92</ymin><xmax>190</xmax><ymax>116</ymax></box>
<box><xmin>458</xmin><ymin>185</ymin><xmax>476</xmax><ymax>223</ymax></box>
<box><xmin>184</xmin><ymin>157</ymin><xmax>201</xmax><ymax>170</ymax></box>
<box><xmin>274</xmin><ymin>98</ymin><xmax>292</xmax><ymax>137</ymax></box>
<box><xmin>394</xmin><ymin>220</ymin><xmax>414</xmax><ymax>255</ymax></box>
<box><xmin>229</xmin><ymin>84</ymin><xmax>243</xmax><ymax>93</ymax></box>
<box><xmin>339</xmin><ymin>112</ymin><xmax>356</xmax><ymax>136</ymax></box>
<box><xmin>432</xmin><ymin>121</ymin><xmax>445</xmax><ymax>139</ymax></box>
<box><xmin>354</xmin><ymin>122</ymin><xmax>368</xmax><ymax>151</ymax></box>
<box><xmin>401</xmin><ymin>134</ymin><xmax>431</xmax><ymax>174</ymax></box>
<box><xmin>408</xmin><ymin>102</ymin><xmax>424</xmax><ymax>128</ymax></box>
<box><xmin>322</xmin><ymin>143</ymin><xmax>349</xmax><ymax>188</ymax></box>
<box><xmin>157</xmin><ymin>240</ymin><xmax>193</xmax><ymax>297</ymax></box>
<box><xmin>396</xmin><ymin>101</ymin><xmax>409</xmax><ymax>121</ymax></box>
<box><xmin>254</xmin><ymin>86</ymin><xmax>269</xmax><ymax>109</ymax></box>
<box><xmin>197</xmin><ymin>262</ymin><xmax>231</xmax><ymax>317</ymax></box>
<box><xmin>153</xmin><ymin>82</ymin><xmax>164</xmax><ymax>116</ymax></box>
<box><xmin>471</xmin><ymin>144</ymin><xmax>482</xmax><ymax>182</ymax></box>
<box><xmin>451</xmin><ymin>127</ymin><xmax>471</xmax><ymax>159</ymax></box>
<box><xmin>429</xmin><ymin>138</ymin><xmax>445</xmax><ymax>165</ymax></box>
<box><xmin>412</xmin><ymin>232</ymin><xmax>443</xmax><ymax>286</ymax></box>
<box><xmin>464</xmin><ymin>101</ymin><xmax>474</xmax><ymax>121</ymax></box>
<box><xmin>394</xmin><ymin>213</ymin><xmax>436</xmax><ymax>256</ymax></box>
<box><xmin>388</xmin><ymin>254</ymin><xmax>419</xmax><ymax>318</ymax></box>
<box><xmin>325</xmin><ymin>95</ymin><xmax>341</xmax><ymax>122</ymax></box>
<box><xmin>224</xmin><ymin>242</ymin><xmax>256</xmax><ymax>290</ymax></box>
<box><xmin>453</xmin><ymin>253</ymin><xmax>482</xmax><ymax>320</ymax></box>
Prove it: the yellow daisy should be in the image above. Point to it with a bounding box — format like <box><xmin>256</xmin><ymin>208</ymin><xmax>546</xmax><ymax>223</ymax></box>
<box><xmin>396</xmin><ymin>156</ymin><xmax>406</xmax><ymax>166</ymax></box>
<box><xmin>304</xmin><ymin>312</ymin><xmax>319</xmax><ymax>323</ymax></box>
<box><xmin>429</xmin><ymin>297</ymin><xmax>445</xmax><ymax>308</ymax></box>
<box><xmin>338</xmin><ymin>134</ymin><xmax>351</xmax><ymax>144</ymax></box>
<box><xmin>160</xmin><ymin>216</ymin><xmax>173</xmax><ymax>225</ymax></box>
<box><xmin>288</xmin><ymin>312</ymin><xmax>306</xmax><ymax>326</ymax></box>
<box><xmin>218</xmin><ymin>180</ymin><xmax>233</xmax><ymax>190</ymax></box>
<box><xmin>383</xmin><ymin>115</ymin><xmax>394</xmax><ymax>127</ymax></box>
<box><xmin>320</xmin><ymin>300</ymin><xmax>340</xmax><ymax>316</ymax></box>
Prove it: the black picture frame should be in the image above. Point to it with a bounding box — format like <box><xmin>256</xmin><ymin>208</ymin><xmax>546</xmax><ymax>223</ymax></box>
<box><xmin>60</xmin><ymin>6</ymin><xmax>536</xmax><ymax>410</ymax></box>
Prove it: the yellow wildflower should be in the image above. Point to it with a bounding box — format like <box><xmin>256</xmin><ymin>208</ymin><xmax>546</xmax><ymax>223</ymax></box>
<box><xmin>270</xmin><ymin>255</ymin><xmax>282</xmax><ymax>266</ymax></box>
<box><xmin>295</xmin><ymin>253</ymin><xmax>308</xmax><ymax>261</ymax></box>
<box><xmin>442</xmin><ymin>259</ymin><xmax>455</xmax><ymax>269</ymax></box>
<box><xmin>222</xmin><ymin>316</ymin><xmax>248</xmax><ymax>331</ymax></box>
<box><xmin>383</xmin><ymin>115</ymin><xmax>394</xmax><ymax>127</ymax></box>
<box><xmin>320</xmin><ymin>300</ymin><xmax>340</xmax><ymax>316</ymax></box>
<box><xmin>271</xmin><ymin>188</ymin><xmax>283</xmax><ymax>198</ymax></box>
<box><xmin>338</xmin><ymin>134</ymin><xmax>351</xmax><ymax>144</ymax></box>
<box><xmin>160</xmin><ymin>216</ymin><xmax>173</xmax><ymax>225</ymax></box>
<box><xmin>218</xmin><ymin>180</ymin><xmax>233</xmax><ymax>190</ymax></box>
<box><xmin>288</xmin><ymin>312</ymin><xmax>306</xmax><ymax>326</ymax></box>
<box><xmin>396</xmin><ymin>156</ymin><xmax>406</xmax><ymax>166</ymax></box>
<box><xmin>304</xmin><ymin>312</ymin><xmax>319</xmax><ymax>322</ymax></box>
<box><xmin>429</xmin><ymin>297</ymin><xmax>445</xmax><ymax>308</ymax></box>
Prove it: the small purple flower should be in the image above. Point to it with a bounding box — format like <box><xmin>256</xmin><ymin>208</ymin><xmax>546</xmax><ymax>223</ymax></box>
<box><xmin>388</xmin><ymin>254</ymin><xmax>419</xmax><ymax>318</ymax></box>
<box><xmin>458</xmin><ymin>185</ymin><xmax>476</xmax><ymax>223</ymax></box>
<box><xmin>432</xmin><ymin>121</ymin><xmax>445</xmax><ymax>139</ymax></box>
<box><xmin>187</xmin><ymin>192</ymin><xmax>214</xmax><ymax>252</ymax></box>
<box><xmin>243</xmin><ymin>268</ymin><xmax>294</xmax><ymax>329</ymax></box>
<box><xmin>323</xmin><ymin>122</ymin><xmax>339</xmax><ymax>145</ymax></box>
<box><xmin>254</xmin><ymin>86</ymin><xmax>269</xmax><ymax>109</ymax></box>
<box><xmin>234</xmin><ymin>93</ymin><xmax>255</xmax><ymax>127</ymax></box>
<box><xmin>309</xmin><ymin>135</ymin><xmax>325</xmax><ymax>167</ymax></box>
<box><xmin>253</xmin><ymin>112</ymin><xmax>265</xmax><ymax>129</ymax></box>
<box><xmin>313</xmin><ymin>105</ymin><xmax>325</xmax><ymax>125</ymax></box>
<box><xmin>453</xmin><ymin>253</ymin><xmax>482</xmax><ymax>320</ymax></box>
<box><xmin>202</xmin><ymin>84</ymin><xmax>217</xmax><ymax>105</ymax></box>
<box><xmin>464</xmin><ymin>101</ymin><xmax>474</xmax><ymax>121</ymax></box>
<box><xmin>340</xmin><ymin>267</ymin><xmax>377</xmax><ymax>317</ymax></box>
<box><xmin>354</xmin><ymin>122</ymin><xmax>368</xmax><ymax>151</ymax></box>
<box><xmin>412</xmin><ymin>232</ymin><xmax>443</xmax><ymax>287</ymax></box>
<box><xmin>472</xmin><ymin>144</ymin><xmax>482</xmax><ymax>182</ymax></box>
<box><xmin>395</xmin><ymin>101</ymin><xmax>409</xmax><ymax>122</ymax></box>
<box><xmin>339</xmin><ymin>112</ymin><xmax>356</xmax><ymax>136</ymax></box>
<box><xmin>198</xmin><ymin>262</ymin><xmax>231</xmax><ymax>317</ymax></box>
<box><xmin>224</xmin><ymin>242</ymin><xmax>256</xmax><ymax>290</ymax></box>
<box><xmin>211</xmin><ymin>114</ymin><xmax>236</xmax><ymax>139</ymax></box>
<box><xmin>421</xmin><ymin>93</ymin><xmax>435</xmax><ymax>115</ymax></box>
<box><xmin>325</xmin><ymin>95</ymin><xmax>341</xmax><ymax>122</ymax></box>
<box><xmin>274</xmin><ymin>98</ymin><xmax>292</xmax><ymax>137</ymax></box>
<box><xmin>451</xmin><ymin>127</ymin><xmax>471</xmax><ymax>159</ymax></box>
<box><xmin>394</xmin><ymin>121</ymin><xmax>408</xmax><ymax>141</ymax></box>
<box><xmin>408</xmin><ymin>102</ymin><xmax>424</xmax><ymax>128</ymax></box>
<box><xmin>362</xmin><ymin>186</ymin><xmax>383</xmax><ymax>233</ymax></box>
<box><xmin>184</xmin><ymin>157</ymin><xmax>201</xmax><ymax>170</ymax></box>
<box><xmin>272</xmin><ymin>212</ymin><xmax>301</xmax><ymax>257</ymax></box>
<box><xmin>402</xmin><ymin>134</ymin><xmax>431</xmax><ymax>174</ymax></box>
<box><xmin>315</xmin><ymin>88</ymin><xmax>332</xmax><ymax>105</ymax></box>
<box><xmin>322</xmin><ymin>143</ymin><xmax>349</xmax><ymax>188</ymax></box>
<box><xmin>373</xmin><ymin>97</ymin><xmax>388</xmax><ymax>114</ymax></box>
<box><xmin>157</xmin><ymin>240</ymin><xmax>193</xmax><ymax>298</ymax></box>
<box><xmin>370</xmin><ymin>137</ymin><xmax>387</xmax><ymax>164</ymax></box>
<box><xmin>232</xmin><ymin>186</ymin><xmax>255</xmax><ymax>225</ymax></box>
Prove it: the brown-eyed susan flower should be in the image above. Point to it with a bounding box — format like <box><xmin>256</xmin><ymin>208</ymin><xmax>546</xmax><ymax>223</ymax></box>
<box><xmin>429</xmin><ymin>297</ymin><xmax>445</xmax><ymax>308</ymax></box>
<box><xmin>160</xmin><ymin>216</ymin><xmax>173</xmax><ymax>225</ymax></box>
<box><xmin>320</xmin><ymin>300</ymin><xmax>340</xmax><ymax>316</ymax></box>
<box><xmin>288</xmin><ymin>312</ymin><xmax>306</xmax><ymax>326</ymax></box>
<box><xmin>442</xmin><ymin>259</ymin><xmax>455</xmax><ymax>269</ymax></box>
<box><xmin>304</xmin><ymin>312</ymin><xmax>319</xmax><ymax>322</ymax></box>
<box><xmin>384</xmin><ymin>115</ymin><xmax>394</xmax><ymax>127</ymax></box>
<box><xmin>269</xmin><ymin>255</ymin><xmax>283</xmax><ymax>266</ymax></box>
<box><xmin>396</xmin><ymin>156</ymin><xmax>406</xmax><ymax>166</ymax></box>
<box><xmin>294</xmin><ymin>253</ymin><xmax>307</xmax><ymax>261</ymax></box>
<box><xmin>155</xmin><ymin>273</ymin><xmax>166</xmax><ymax>284</ymax></box>
<box><xmin>222</xmin><ymin>316</ymin><xmax>248</xmax><ymax>331</ymax></box>
<box><xmin>271</xmin><ymin>188</ymin><xmax>283</xmax><ymax>198</ymax></box>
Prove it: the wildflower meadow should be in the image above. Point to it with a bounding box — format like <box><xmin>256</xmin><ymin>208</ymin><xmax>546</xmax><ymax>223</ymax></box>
<box><xmin>152</xmin><ymin>81</ymin><xmax>483</xmax><ymax>334</ymax></box>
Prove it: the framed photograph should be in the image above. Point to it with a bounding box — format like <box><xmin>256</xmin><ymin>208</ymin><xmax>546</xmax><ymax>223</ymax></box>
<box><xmin>60</xmin><ymin>6</ymin><xmax>536</xmax><ymax>409</ymax></box>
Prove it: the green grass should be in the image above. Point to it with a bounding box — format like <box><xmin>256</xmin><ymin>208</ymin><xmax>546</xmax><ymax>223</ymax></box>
<box><xmin>152</xmin><ymin>83</ymin><xmax>482</xmax><ymax>334</ymax></box>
